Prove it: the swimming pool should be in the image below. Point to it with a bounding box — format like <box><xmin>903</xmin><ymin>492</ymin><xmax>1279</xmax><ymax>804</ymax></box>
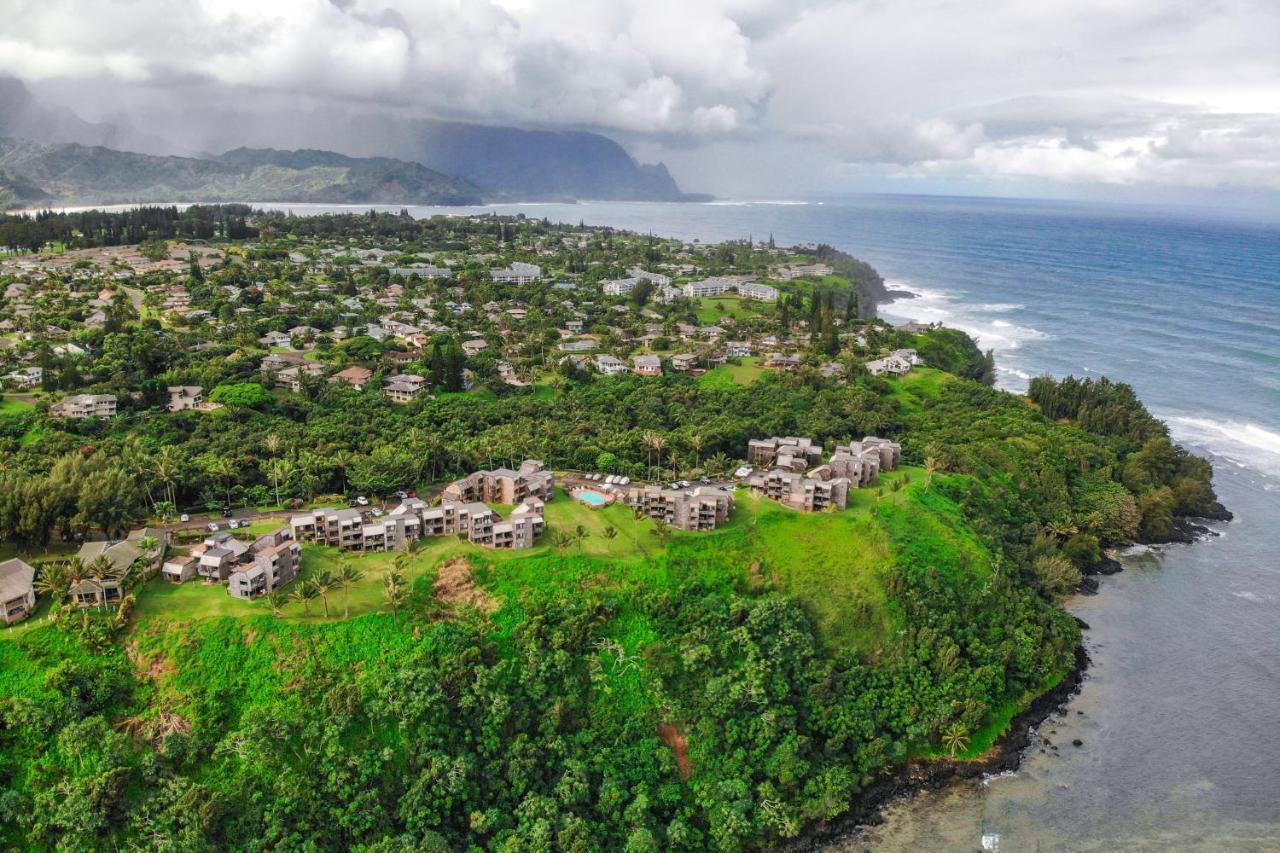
<box><xmin>575</xmin><ymin>490</ymin><xmax>609</xmax><ymax>507</ymax></box>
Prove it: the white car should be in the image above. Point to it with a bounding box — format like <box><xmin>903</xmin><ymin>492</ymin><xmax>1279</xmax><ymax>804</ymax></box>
<box><xmin>355</xmin><ymin>496</ymin><xmax>370</xmax><ymax>506</ymax></box>
<box><xmin>180</xmin><ymin>514</ymin><xmax>190</xmax><ymax>523</ymax></box>
<box><xmin>371</xmin><ymin>507</ymin><xmax>384</xmax><ymax>517</ymax></box>
<box><xmin>207</xmin><ymin>522</ymin><xmax>220</xmax><ymax>532</ymax></box>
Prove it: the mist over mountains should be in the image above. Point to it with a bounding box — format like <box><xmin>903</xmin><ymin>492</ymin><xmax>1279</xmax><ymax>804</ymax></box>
<box><xmin>0</xmin><ymin>77</ymin><xmax>697</xmax><ymax>208</ymax></box>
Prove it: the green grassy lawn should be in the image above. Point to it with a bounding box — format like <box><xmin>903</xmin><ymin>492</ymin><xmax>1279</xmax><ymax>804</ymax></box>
<box><xmin>695</xmin><ymin>295</ymin><xmax>770</xmax><ymax>324</ymax></box>
<box><xmin>697</xmin><ymin>357</ymin><xmax>765</xmax><ymax>389</ymax></box>
<box><xmin>887</xmin><ymin>367</ymin><xmax>954</xmax><ymax>411</ymax></box>
<box><xmin>115</xmin><ymin>469</ymin><xmax>979</xmax><ymax>667</ymax></box>
<box><xmin>0</xmin><ymin>397</ymin><xmax>34</xmax><ymax>416</ymax></box>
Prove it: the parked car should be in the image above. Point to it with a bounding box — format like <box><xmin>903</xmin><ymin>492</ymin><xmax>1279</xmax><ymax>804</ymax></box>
<box><xmin>180</xmin><ymin>513</ymin><xmax>190</xmax><ymax>522</ymax></box>
<box><xmin>355</xmin><ymin>496</ymin><xmax>370</xmax><ymax>506</ymax></box>
<box><xmin>207</xmin><ymin>522</ymin><xmax>220</xmax><ymax>532</ymax></box>
<box><xmin>229</xmin><ymin>519</ymin><xmax>244</xmax><ymax>530</ymax></box>
<box><xmin>371</xmin><ymin>507</ymin><xmax>384</xmax><ymax>517</ymax></box>
<box><xmin>221</xmin><ymin>507</ymin><xmax>233</xmax><ymax>518</ymax></box>
<box><xmin>395</xmin><ymin>490</ymin><xmax>408</xmax><ymax>499</ymax></box>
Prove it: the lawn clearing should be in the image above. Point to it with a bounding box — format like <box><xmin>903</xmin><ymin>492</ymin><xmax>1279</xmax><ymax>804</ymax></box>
<box><xmin>697</xmin><ymin>356</ymin><xmax>765</xmax><ymax>389</ymax></box>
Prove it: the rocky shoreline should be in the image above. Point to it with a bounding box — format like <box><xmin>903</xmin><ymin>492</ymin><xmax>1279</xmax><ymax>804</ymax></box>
<box><xmin>784</xmin><ymin>641</ymin><xmax>1091</xmax><ymax>852</ymax></box>
<box><xmin>787</xmin><ymin>507</ymin><xmax>1232</xmax><ymax>849</ymax></box>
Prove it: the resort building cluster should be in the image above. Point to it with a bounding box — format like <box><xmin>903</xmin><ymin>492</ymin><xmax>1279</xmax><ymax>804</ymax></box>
<box><xmin>291</xmin><ymin>461</ymin><xmax>553</xmax><ymax>554</ymax></box>
<box><xmin>746</xmin><ymin>435</ymin><xmax>902</xmax><ymax>512</ymax></box>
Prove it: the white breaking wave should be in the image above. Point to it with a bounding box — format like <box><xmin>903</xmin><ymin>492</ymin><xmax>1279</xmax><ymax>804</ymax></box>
<box><xmin>879</xmin><ymin>280</ymin><xmax>1047</xmax><ymax>392</ymax></box>
<box><xmin>880</xmin><ymin>280</ymin><xmax>1047</xmax><ymax>352</ymax></box>
<box><xmin>1166</xmin><ymin>416</ymin><xmax>1280</xmax><ymax>478</ymax></box>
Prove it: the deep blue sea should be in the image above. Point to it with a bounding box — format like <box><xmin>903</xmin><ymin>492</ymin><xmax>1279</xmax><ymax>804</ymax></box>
<box><xmin>260</xmin><ymin>195</ymin><xmax>1280</xmax><ymax>850</ymax></box>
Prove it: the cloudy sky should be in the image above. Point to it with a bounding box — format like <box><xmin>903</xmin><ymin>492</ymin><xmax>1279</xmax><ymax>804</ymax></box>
<box><xmin>3</xmin><ymin>0</ymin><xmax>1278</xmax><ymax>201</ymax></box>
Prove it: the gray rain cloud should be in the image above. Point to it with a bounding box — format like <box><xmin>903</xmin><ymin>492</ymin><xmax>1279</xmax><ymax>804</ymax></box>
<box><xmin>2</xmin><ymin>0</ymin><xmax>1278</xmax><ymax>197</ymax></box>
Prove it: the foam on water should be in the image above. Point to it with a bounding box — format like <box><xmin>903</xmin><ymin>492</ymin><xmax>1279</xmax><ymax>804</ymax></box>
<box><xmin>1166</xmin><ymin>416</ymin><xmax>1280</xmax><ymax>478</ymax></box>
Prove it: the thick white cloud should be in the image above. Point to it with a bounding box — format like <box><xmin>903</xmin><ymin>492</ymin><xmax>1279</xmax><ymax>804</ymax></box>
<box><xmin>0</xmin><ymin>0</ymin><xmax>774</xmax><ymax>136</ymax></box>
<box><xmin>2</xmin><ymin>0</ymin><xmax>1278</xmax><ymax>195</ymax></box>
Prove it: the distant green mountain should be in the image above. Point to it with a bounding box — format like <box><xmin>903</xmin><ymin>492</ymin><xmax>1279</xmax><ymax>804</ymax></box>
<box><xmin>0</xmin><ymin>140</ymin><xmax>485</xmax><ymax>209</ymax></box>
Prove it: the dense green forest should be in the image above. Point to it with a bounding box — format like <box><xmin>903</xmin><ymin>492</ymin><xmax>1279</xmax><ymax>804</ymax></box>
<box><xmin>0</xmin><ymin>212</ymin><xmax>1225</xmax><ymax>849</ymax></box>
<box><xmin>0</xmin><ymin>366</ymin><xmax>1222</xmax><ymax>849</ymax></box>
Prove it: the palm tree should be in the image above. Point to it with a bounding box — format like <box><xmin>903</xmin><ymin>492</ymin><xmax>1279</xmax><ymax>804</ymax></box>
<box><xmin>383</xmin><ymin>571</ymin><xmax>406</xmax><ymax>624</ymax></box>
<box><xmin>651</xmin><ymin>435</ymin><xmax>667</xmax><ymax>480</ymax></box>
<box><xmin>154</xmin><ymin>445</ymin><xmax>183</xmax><ymax>508</ymax></box>
<box><xmin>551</xmin><ymin>529</ymin><xmax>573</xmax><ymax>554</ymax></box>
<box><xmin>650</xmin><ymin>519</ymin><xmax>671</xmax><ymax>543</ymax></box>
<box><xmin>603</xmin><ymin>525</ymin><xmax>618</xmax><ymax>544</ymax></box>
<box><xmin>337</xmin><ymin>562</ymin><xmax>365</xmax><ymax>619</ymax></box>
<box><xmin>291</xmin><ymin>582</ymin><xmax>319</xmax><ymax>616</ymax></box>
<box><xmin>313</xmin><ymin>570</ymin><xmax>336</xmax><ymax>618</ymax></box>
<box><xmin>705</xmin><ymin>452</ymin><xmax>731</xmax><ymax>477</ymax></box>
<box><xmin>942</xmin><ymin>723</ymin><xmax>970</xmax><ymax>757</ymax></box>
<box><xmin>202</xmin><ymin>457</ymin><xmax>236</xmax><ymax>509</ymax></box>
<box><xmin>266</xmin><ymin>591</ymin><xmax>289</xmax><ymax>619</ymax></box>
<box><xmin>924</xmin><ymin>456</ymin><xmax>941</xmax><ymax>491</ymax></box>
<box><xmin>690</xmin><ymin>434</ymin><xmax>705</xmax><ymax>472</ymax></box>
<box><xmin>34</xmin><ymin>562</ymin><xmax>69</xmax><ymax>603</ymax></box>
<box><xmin>574</xmin><ymin>524</ymin><xmax>590</xmax><ymax>551</ymax></box>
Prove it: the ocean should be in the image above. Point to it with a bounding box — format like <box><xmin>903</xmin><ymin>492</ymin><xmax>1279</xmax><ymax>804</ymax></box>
<box><xmin>258</xmin><ymin>195</ymin><xmax>1280</xmax><ymax>849</ymax></box>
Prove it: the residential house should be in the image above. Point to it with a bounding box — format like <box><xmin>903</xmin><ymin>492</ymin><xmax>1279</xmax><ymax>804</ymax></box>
<box><xmin>384</xmin><ymin>373</ymin><xmax>428</xmax><ymax>403</ymax></box>
<box><xmin>725</xmin><ymin>341</ymin><xmax>753</xmax><ymax>357</ymax></box>
<box><xmin>277</xmin><ymin>362</ymin><xmax>326</xmax><ymax>392</ymax></box>
<box><xmin>865</xmin><ymin>349</ymin><xmax>919</xmax><ymax>376</ymax></box>
<box><xmin>259</xmin><ymin>331</ymin><xmax>293</xmax><ymax>348</ymax></box>
<box><xmin>3</xmin><ymin>366</ymin><xmax>42</xmax><ymax>389</ymax></box>
<box><xmin>462</xmin><ymin>338</ymin><xmax>488</xmax><ymax>357</ymax></box>
<box><xmin>671</xmin><ymin>353</ymin><xmax>699</xmax><ymax>372</ymax></box>
<box><xmin>167</xmin><ymin>385</ymin><xmax>220</xmax><ymax>412</ymax></box>
<box><xmin>632</xmin><ymin>354</ymin><xmax>662</xmax><ymax>376</ymax></box>
<box><xmin>331</xmin><ymin>365</ymin><xmax>374</xmax><ymax>390</ymax></box>
<box><xmin>595</xmin><ymin>354</ymin><xmax>629</xmax><ymax>375</ymax></box>
<box><xmin>161</xmin><ymin>555</ymin><xmax>199</xmax><ymax>584</ymax></box>
<box><xmin>71</xmin><ymin>528</ymin><xmax>167</xmax><ymax>606</ymax></box>
<box><xmin>765</xmin><ymin>353</ymin><xmax>802</xmax><ymax>371</ymax></box>
<box><xmin>260</xmin><ymin>351</ymin><xmax>308</xmax><ymax>373</ymax></box>
<box><xmin>0</xmin><ymin>558</ymin><xmax>36</xmax><ymax>625</ymax></box>
<box><xmin>50</xmin><ymin>394</ymin><xmax>117</xmax><ymax>419</ymax></box>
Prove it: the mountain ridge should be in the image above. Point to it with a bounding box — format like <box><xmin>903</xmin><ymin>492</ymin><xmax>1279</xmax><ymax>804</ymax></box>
<box><xmin>0</xmin><ymin>139</ymin><xmax>484</xmax><ymax>209</ymax></box>
<box><xmin>0</xmin><ymin>77</ymin><xmax>703</xmax><ymax>203</ymax></box>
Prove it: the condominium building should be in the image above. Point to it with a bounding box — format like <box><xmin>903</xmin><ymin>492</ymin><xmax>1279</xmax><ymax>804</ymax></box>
<box><xmin>748</xmin><ymin>469</ymin><xmax>851</xmax><ymax>512</ymax></box>
<box><xmin>442</xmin><ymin>460</ymin><xmax>555</xmax><ymax>505</ymax></box>
<box><xmin>624</xmin><ymin>486</ymin><xmax>734</xmax><ymax>531</ymax></box>
<box><xmin>747</xmin><ymin>437</ymin><xmax>823</xmax><ymax>472</ymax></box>
<box><xmin>490</xmin><ymin>262</ymin><xmax>542</xmax><ymax>284</ymax></box>
<box><xmin>827</xmin><ymin>437</ymin><xmax>902</xmax><ymax>486</ymax></box>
